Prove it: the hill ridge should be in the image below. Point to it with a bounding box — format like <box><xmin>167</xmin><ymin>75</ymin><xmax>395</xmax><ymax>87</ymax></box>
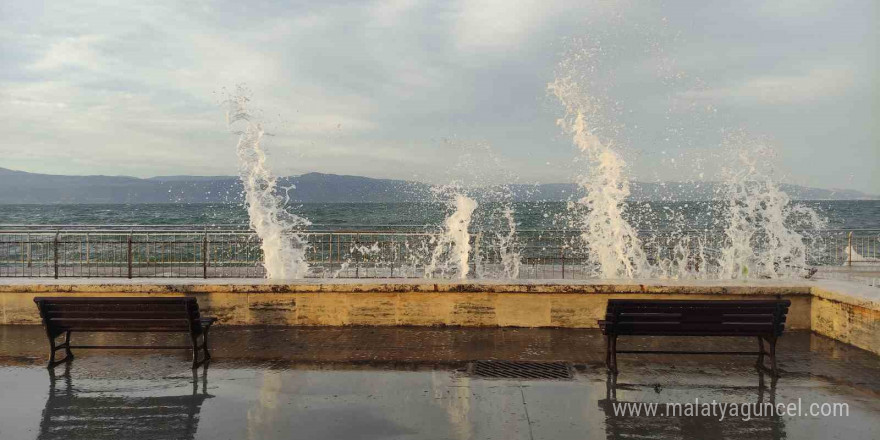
<box><xmin>0</xmin><ymin>168</ymin><xmax>875</xmax><ymax>203</ymax></box>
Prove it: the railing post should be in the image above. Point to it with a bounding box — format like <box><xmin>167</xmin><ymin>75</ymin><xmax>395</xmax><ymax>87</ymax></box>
<box><xmin>390</xmin><ymin>241</ymin><xmax>395</xmax><ymax>278</ymax></box>
<box><xmin>327</xmin><ymin>234</ymin><xmax>333</xmax><ymax>277</ymax></box>
<box><xmin>26</xmin><ymin>232</ymin><xmax>32</xmax><ymax>268</ymax></box>
<box><xmin>127</xmin><ymin>232</ymin><xmax>133</xmax><ymax>279</ymax></box>
<box><xmin>847</xmin><ymin>231</ymin><xmax>853</xmax><ymax>267</ymax></box>
<box><xmin>53</xmin><ymin>232</ymin><xmax>59</xmax><ymax>279</ymax></box>
<box><xmin>337</xmin><ymin>233</ymin><xmax>342</xmax><ymax>276</ymax></box>
<box><xmin>203</xmin><ymin>231</ymin><xmax>209</xmax><ymax>279</ymax></box>
<box><xmin>561</xmin><ymin>248</ymin><xmax>566</xmax><ymax>279</ymax></box>
<box><xmin>355</xmin><ymin>232</ymin><xmax>360</xmax><ymax>278</ymax></box>
<box><xmin>332</xmin><ymin>233</ymin><xmax>337</xmax><ymax>276</ymax></box>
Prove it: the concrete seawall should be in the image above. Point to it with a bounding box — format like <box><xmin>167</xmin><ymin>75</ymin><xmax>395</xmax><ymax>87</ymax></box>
<box><xmin>1</xmin><ymin>279</ymin><xmax>876</xmax><ymax>354</ymax></box>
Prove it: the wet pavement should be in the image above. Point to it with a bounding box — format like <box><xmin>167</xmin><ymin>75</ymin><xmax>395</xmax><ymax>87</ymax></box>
<box><xmin>0</xmin><ymin>326</ymin><xmax>878</xmax><ymax>439</ymax></box>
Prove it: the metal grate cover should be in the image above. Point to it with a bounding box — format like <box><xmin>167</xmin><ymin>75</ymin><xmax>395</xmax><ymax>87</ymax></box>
<box><xmin>469</xmin><ymin>361</ymin><xmax>573</xmax><ymax>380</ymax></box>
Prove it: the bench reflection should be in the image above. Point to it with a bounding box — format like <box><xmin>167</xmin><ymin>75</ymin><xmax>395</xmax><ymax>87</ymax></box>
<box><xmin>599</xmin><ymin>372</ymin><xmax>785</xmax><ymax>440</ymax></box>
<box><xmin>38</xmin><ymin>364</ymin><xmax>212</xmax><ymax>440</ymax></box>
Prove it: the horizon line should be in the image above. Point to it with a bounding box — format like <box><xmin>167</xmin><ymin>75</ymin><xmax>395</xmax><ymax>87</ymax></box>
<box><xmin>1</xmin><ymin>166</ymin><xmax>876</xmax><ymax>197</ymax></box>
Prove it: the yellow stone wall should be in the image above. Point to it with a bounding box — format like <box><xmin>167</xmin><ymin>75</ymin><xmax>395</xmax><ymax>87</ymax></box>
<box><xmin>0</xmin><ymin>287</ymin><xmax>812</xmax><ymax>329</ymax></box>
<box><xmin>811</xmin><ymin>295</ymin><xmax>880</xmax><ymax>354</ymax></box>
<box><xmin>0</xmin><ymin>281</ymin><xmax>874</xmax><ymax>354</ymax></box>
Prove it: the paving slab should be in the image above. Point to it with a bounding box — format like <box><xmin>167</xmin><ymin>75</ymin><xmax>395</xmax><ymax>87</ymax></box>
<box><xmin>0</xmin><ymin>326</ymin><xmax>877</xmax><ymax>440</ymax></box>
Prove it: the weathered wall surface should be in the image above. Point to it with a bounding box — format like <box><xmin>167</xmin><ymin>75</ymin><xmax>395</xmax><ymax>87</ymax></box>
<box><xmin>0</xmin><ymin>282</ymin><xmax>812</xmax><ymax>330</ymax></box>
<box><xmin>810</xmin><ymin>282</ymin><xmax>880</xmax><ymax>355</ymax></box>
<box><xmin>3</xmin><ymin>280</ymin><xmax>877</xmax><ymax>354</ymax></box>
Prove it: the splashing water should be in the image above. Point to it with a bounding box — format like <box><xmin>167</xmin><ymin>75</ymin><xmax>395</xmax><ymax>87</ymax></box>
<box><xmin>544</xmin><ymin>34</ymin><xmax>831</xmax><ymax>282</ymax></box>
<box><xmin>426</xmin><ymin>192</ymin><xmax>478</xmax><ymax>279</ymax></box>
<box><xmin>717</xmin><ymin>143</ymin><xmax>827</xmax><ymax>279</ymax></box>
<box><xmin>225</xmin><ymin>88</ymin><xmax>311</xmax><ymax>279</ymax></box>
<box><xmin>496</xmin><ymin>206</ymin><xmax>521</xmax><ymax>279</ymax></box>
<box><xmin>207</xmin><ymin>31</ymin><xmax>833</xmax><ymax>283</ymax></box>
<box><xmin>550</xmin><ymin>77</ymin><xmax>648</xmax><ymax>279</ymax></box>
<box><xmin>432</xmin><ymin>142</ymin><xmax>522</xmax><ymax>280</ymax></box>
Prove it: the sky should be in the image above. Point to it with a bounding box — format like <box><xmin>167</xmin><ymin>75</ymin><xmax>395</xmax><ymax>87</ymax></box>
<box><xmin>1</xmin><ymin>0</ymin><xmax>877</xmax><ymax>193</ymax></box>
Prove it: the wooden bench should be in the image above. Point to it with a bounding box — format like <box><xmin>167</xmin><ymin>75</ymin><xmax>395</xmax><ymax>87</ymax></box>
<box><xmin>34</xmin><ymin>297</ymin><xmax>217</xmax><ymax>369</ymax></box>
<box><xmin>599</xmin><ymin>299</ymin><xmax>790</xmax><ymax>376</ymax></box>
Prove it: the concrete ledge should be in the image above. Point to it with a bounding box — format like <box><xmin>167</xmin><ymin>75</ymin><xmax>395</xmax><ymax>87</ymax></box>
<box><xmin>0</xmin><ymin>279</ymin><xmax>875</xmax><ymax>355</ymax></box>
<box><xmin>0</xmin><ymin>278</ymin><xmax>815</xmax><ymax>294</ymax></box>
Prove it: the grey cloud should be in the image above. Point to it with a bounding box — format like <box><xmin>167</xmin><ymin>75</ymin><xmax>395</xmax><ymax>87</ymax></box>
<box><xmin>0</xmin><ymin>0</ymin><xmax>876</xmax><ymax>193</ymax></box>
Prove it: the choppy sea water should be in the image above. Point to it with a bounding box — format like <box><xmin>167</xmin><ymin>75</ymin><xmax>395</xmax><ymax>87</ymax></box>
<box><xmin>0</xmin><ymin>201</ymin><xmax>877</xmax><ymax>230</ymax></box>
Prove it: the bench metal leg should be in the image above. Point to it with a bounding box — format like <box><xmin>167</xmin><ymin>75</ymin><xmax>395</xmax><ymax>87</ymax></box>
<box><xmin>756</xmin><ymin>336</ymin><xmax>780</xmax><ymax>377</ymax></box>
<box><xmin>63</xmin><ymin>331</ymin><xmax>74</xmax><ymax>360</ymax></box>
<box><xmin>609</xmin><ymin>336</ymin><xmax>618</xmax><ymax>373</ymax></box>
<box><xmin>46</xmin><ymin>332</ymin><xmax>74</xmax><ymax>369</ymax></box>
<box><xmin>202</xmin><ymin>326</ymin><xmax>211</xmax><ymax>361</ymax></box>
<box><xmin>190</xmin><ymin>333</ymin><xmax>202</xmax><ymax>369</ymax></box>
<box><xmin>190</xmin><ymin>326</ymin><xmax>213</xmax><ymax>369</ymax></box>
<box><xmin>605</xmin><ymin>335</ymin><xmax>612</xmax><ymax>370</ymax></box>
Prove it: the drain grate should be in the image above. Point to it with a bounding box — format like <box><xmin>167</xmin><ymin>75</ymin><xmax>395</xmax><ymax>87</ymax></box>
<box><xmin>468</xmin><ymin>361</ymin><xmax>573</xmax><ymax>380</ymax></box>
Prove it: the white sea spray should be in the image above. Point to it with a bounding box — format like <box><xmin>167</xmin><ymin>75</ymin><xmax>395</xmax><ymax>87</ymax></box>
<box><xmin>225</xmin><ymin>87</ymin><xmax>310</xmax><ymax>279</ymax></box>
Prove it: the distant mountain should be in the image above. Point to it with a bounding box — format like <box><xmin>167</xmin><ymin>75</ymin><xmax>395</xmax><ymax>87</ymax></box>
<box><xmin>0</xmin><ymin>168</ymin><xmax>430</xmax><ymax>204</ymax></box>
<box><xmin>0</xmin><ymin>167</ymin><xmax>876</xmax><ymax>204</ymax></box>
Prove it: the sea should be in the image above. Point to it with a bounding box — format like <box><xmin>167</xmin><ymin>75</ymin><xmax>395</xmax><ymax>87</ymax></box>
<box><xmin>0</xmin><ymin>201</ymin><xmax>877</xmax><ymax>230</ymax></box>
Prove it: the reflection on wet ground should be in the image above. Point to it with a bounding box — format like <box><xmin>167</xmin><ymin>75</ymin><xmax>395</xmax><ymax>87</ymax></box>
<box><xmin>0</xmin><ymin>326</ymin><xmax>877</xmax><ymax>439</ymax></box>
<box><xmin>600</xmin><ymin>371</ymin><xmax>786</xmax><ymax>439</ymax></box>
<box><xmin>39</xmin><ymin>364</ymin><xmax>211</xmax><ymax>440</ymax></box>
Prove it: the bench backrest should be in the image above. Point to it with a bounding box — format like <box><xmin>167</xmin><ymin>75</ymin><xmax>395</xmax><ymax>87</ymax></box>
<box><xmin>602</xmin><ymin>299</ymin><xmax>790</xmax><ymax>337</ymax></box>
<box><xmin>33</xmin><ymin>297</ymin><xmax>201</xmax><ymax>334</ymax></box>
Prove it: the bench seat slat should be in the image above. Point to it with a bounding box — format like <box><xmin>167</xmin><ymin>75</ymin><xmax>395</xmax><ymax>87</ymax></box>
<box><xmin>609</xmin><ymin>311</ymin><xmax>785</xmax><ymax>316</ymax></box>
<box><xmin>609</xmin><ymin>303</ymin><xmax>783</xmax><ymax>308</ymax></box>
<box><xmin>45</xmin><ymin>302</ymin><xmax>189</xmax><ymax>307</ymax></box>
<box><xmin>610</xmin><ymin>306</ymin><xmax>782</xmax><ymax>313</ymax></box>
<box><xmin>614</xmin><ymin>315</ymin><xmax>776</xmax><ymax>323</ymax></box>
<box><xmin>610</xmin><ymin>331</ymin><xmax>777</xmax><ymax>337</ymax></box>
<box><xmin>48</xmin><ymin>318</ymin><xmax>191</xmax><ymax>323</ymax></box>
<box><xmin>47</xmin><ymin>328</ymin><xmax>194</xmax><ymax>333</ymax></box>
<box><xmin>608</xmin><ymin>299</ymin><xmax>779</xmax><ymax>310</ymax></box>
<box><xmin>606</xmin><ymin>299</ymin><xmax>785</xmax><ymax>305</ymax></box>
<box><xmin>47</xmin><ymin>311</ymin><xmax>191</xmax><ymax>319</ymax></box>
<box><xmin>614</xmin><ymin>322</ymin><xmax>774</xmax><ymax>329</ymax></box>
<box><xmin>46</xmin><ymin>305</ymin><xmax>189</xmax><ymax>313</ymax></box>
<box><xmin>48</xmin><ymin>320</ymin><xmax>191</xmax><ymax>330</ymax></box>
<box><xmin>615</xmin><ymin>311</ymin><xmax>777</xmax><ymax>316</ymax></box>
<box><xmin>50</xmin><ymin>325</ymin><xmax>191</xmax><ymax>331</ymax></box>
<box><xmin>611</xmin><ymin>329</ymin><xmax>778</xmax><ymax>336</ymax></box>
<box><xmin>35</xmin><ymin>297</ymin><xmax>196</xmax><ymax>303</ymax></box>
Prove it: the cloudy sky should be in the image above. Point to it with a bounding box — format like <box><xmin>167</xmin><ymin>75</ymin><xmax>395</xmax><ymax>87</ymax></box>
<box><xmin>1</xmin><ymin>0</ymin><xmax>877</xmax><ymax>193</ymax></box>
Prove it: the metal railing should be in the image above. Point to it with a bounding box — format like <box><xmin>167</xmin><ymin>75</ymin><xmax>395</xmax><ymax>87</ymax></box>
<box><xmin>0</xmin><ymin>226</ymin><xmax>877</xmax><ymax>279</ymax></box>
